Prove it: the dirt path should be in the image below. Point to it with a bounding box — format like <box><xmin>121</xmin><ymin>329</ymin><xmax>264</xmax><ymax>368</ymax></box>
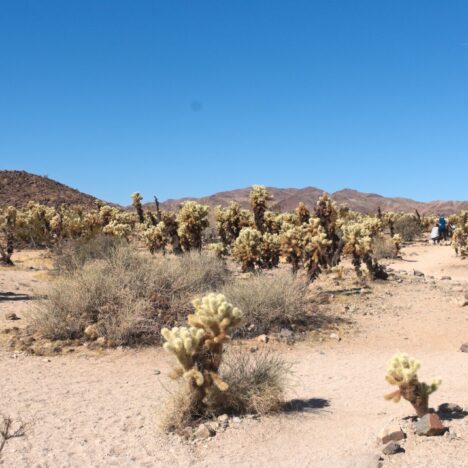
<box><xmin>0</xmin><ymin>248</ymin><xmax>467</xmax><ymax>467</ymax></box>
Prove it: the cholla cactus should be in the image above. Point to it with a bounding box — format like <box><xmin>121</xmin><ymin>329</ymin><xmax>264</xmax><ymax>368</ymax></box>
<box><xmin>177</xmin><ymin>201</ymin><xmax>209</xmax><ymax>251</ymax></box>
<box><xmin>131</xmin><ymin>192</ymin><xmax>145</xmax><ymax>224</ymax></box>
<box><xmin>295</xmin><ymin>202</ymin><xmax>310</xmax><ymax>224</ymax></box>
<box><xmin>301</xmin><ymin>218</ymin><xmax>332</xmax><ymax>281</ymax></box>
<box><xmin>249</xmin><ymin>185</ymin><xmax>272</xmax><ymax>232</ymax></box>
<box><xmin>392</xmin><ymin>234</ymin><xmax>402</xmax><ymax>255</ymax></box>
<box><xmin>232</xmin><ymin>227</ymin><xmax>263</xmax><ymax>272</ymax></box>
<box><xmin>207</xmin><ymin>242</ymin><xmax>227</xmax><ymax>258</ymax></box>
<box><xmin>280</xmin><ymin>225</ymin><xmax>303</xmax><ymax>274</ymax></box>
<box><xmin>260</xmin><ymin>232</ymin><xmax>281</xmax><ymax>269</ymax></box>
<box><xmin>384</xmin><ymin>353</ymin><xmax>441</xmax><ymax>417</ymax></box>
<box><xmin>343</xmin><ymin>222</ymin><xmax>387</xmax><ymax>280</ymax></box>
<box><xmin>452</xmin><ymin>212</ymin><xmax>468</xmax><ymax>257</ymax></box>
<box><xmin>0</xmin><ymin>206</ymin><xmax>16</xmax><ymax>265</ymax></box>
<box><xmin>162</xmin><ymin>293</ymin><xmax>242</xmax><ymax>414</ymax></box>
<box><xmin>142</xmin><ymin>222</ymin><xmax>169</xmax><ymax>254</ymax></box>
<box><xmin>215</xmin><ymin>202</ymin><xmax>244</xmax><ymax>247</ymax></box>
<box><xmin>102</xmin><ymin>220</ymin><xmax>132</xmax><ymax>239</ymax></box>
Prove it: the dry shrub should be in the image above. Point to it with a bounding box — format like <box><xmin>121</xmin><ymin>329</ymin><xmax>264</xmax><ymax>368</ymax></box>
<box><xmin>162</xmin><ymin>349</ymin><xmax>290</xmax><ymax>430</ymax></box>
<box><xmin>0</xmin><ymin>415</ymin><xmax>26</xmax><ymax>454</ymax></box>
<box><xmin>32</xmin><ymin>244</ymin><xmax>229</xmax><ymax>346</ymax></box>
<box><xmin>394</xmin><ymin>215</ymin><xmax>422</xmax><ymax>241</ymax></box>
<box><xmin>221</xmin><ymin>270</ymin><xmax>310</xmax><ymax>337</ymax></box>
<box><xmin>372</xmin><ymin>236</ymin><xmax>397</xmax><ymax>259</ymax></box>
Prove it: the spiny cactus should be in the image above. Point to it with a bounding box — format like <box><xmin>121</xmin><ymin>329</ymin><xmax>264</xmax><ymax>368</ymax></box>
<box><xmin>177</xmin><ymin>201</ymin><xmax>209</xmax><ymax>251</ymax></box>
<box><xmin>301</xmin><ymin>218</ymin><xmax>332</xmax><ymax>281</ymax></box>
<box><xmin>295</xmin><ymin>202</ymin><xmax>310</xmax><ymax>224</ymax></box>
<box><xmin>215</xmin><ymin>202</ymin><xmax>244</xmax><ymax>247</ymax></box>
<box><xmin>259</xmin><ymin>232</ymin><xmax>281</xmax><ymax>269</ymax></box>
<box><xmin>0</xmin><ymin>207</ymin><xmax>16</xmax><ymax>265</ymax></box>
<box><xmin>280</xmin><ymin>225</ymin><xmax>303</xmax><ymax>274</ymax></box>
<box><xmin>232</xmin><ymin>227</ymin><xmax>263</xmax><ymax>272</ymax></box>
<box><xmin>384</xmin><ymin>353</ymin><xmax>441</xmax><ymax>417</ymax></box>
<box><xmin>131</xmin><ymin>192</ymin><xmax>145</xmax><ymax>224</ymax></box>
<box><xmin>162</xmin><ymin>293</ymin><xmax>242</xmax><ymax>415</ymax></box>
<box><xmin>249</xmin><ymin>185</ymin><xmax>272</xmax><ymax>233</ymax></box>
<box><xmin>142</xmin><ymin>222</ymin><xmax>169</xmax><ymax>254</ymax></box>
<box><xmin>392</xmin><ymin>234</ymin><xmax>402</xmax><ymax>255</ymax></box>
<box><xmin>452</xmin><ymin>212</ymin><xmax>468</xmax><ymax>257</ymax></box>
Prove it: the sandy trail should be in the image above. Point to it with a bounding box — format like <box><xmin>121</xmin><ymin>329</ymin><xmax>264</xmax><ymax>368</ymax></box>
<box><xmin>0</xmin><ymin>246</ymin><xmax>467</xmax><ymax>467</ymax></box>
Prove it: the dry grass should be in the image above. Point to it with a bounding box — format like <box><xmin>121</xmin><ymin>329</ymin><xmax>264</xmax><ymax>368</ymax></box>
<box><xmin>161</xmin><ymin>349</ymin><xmax>290</xmax><ymax>431</ymax></box>
<box><xmin>372</xmin><ymin>235</ymin><xmax>398</xmax><ymax>259</ymax></box>
<box><xmin>394</xmin><ymin>214</ymin><xmax>423</xmax><ymax>241</ymax></box>
<box><xmin>221</xmin><ymin>270</ymin><xmax>311</xmax><ymax>337</ymax></box>
<box><xmin>32</xmin><ymin>243</ymin><xmax>230</xmax><ymax>346</ymax></box>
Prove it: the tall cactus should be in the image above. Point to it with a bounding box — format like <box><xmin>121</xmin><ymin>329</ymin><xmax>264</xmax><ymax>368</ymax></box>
<box><xmin>0</xmin><ymin>207</ymin><xmax>16</xmax><ymax>265</ymax></box>
<box><xmin>249</xmin><ymin>185</ymin><xmax>272</xmax><ymax>233</ymax></box>
<box><xmin>177</xmin><ymin>201</ymin><xmax>209</xmax><ymax>251</ymax></box>
<box><xmin>131</xmin><ymin>192</ymin><xmax>145</xmax><ymax>224</ymax></box>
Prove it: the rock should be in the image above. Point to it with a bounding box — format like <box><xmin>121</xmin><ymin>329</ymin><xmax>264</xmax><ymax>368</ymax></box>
<box><xmin>154</xmin><ymin>370</ymin><xmax>161</xmax><ymax>375</ymax></box>
<box><xmin>438</xmin><ymin>403</ymin><xmax>464</xmax><ymax>414</ymax></box>
<box><xmin>42</xmin><ymin>358</ymin><xmax>51</xmax><ymax>363</ymax></box>
<box><xmin>257</xmin><ymin>334</ymin><xmax>269</xmax><ymax>343</ymax></box>
<box><xmin>249</xmin><ymin>346</ymin><xmax>258</xmax><ymax>353</ymax></box>
<box><xmin>330</xmin><ymin>333</ymin><xmax>341</xmax><ymax>341</ymax></box>
<box><xmin>218</xmin><ymin>414</ymin><xmax>228</xmax><ymax>423</ymax></box>
<box><xmin>279</xmin><ymin>328</ymin><xmax>293</xmax><ymax>338</ymax></box>
<box><xmin>232</xmin><ymin>417</ymin><xmax>241</xmax><ymax>424</ymax></box>
<box><xmin>179</xmin><ymin>426</ymin><xmax>193</xmax><ymax>440</ymax></box>
<box><xmin>5</xmin><ymin>313</ymin><xmax>20</xmax><ymax>321</ymax></box>
<box><xmin>194</xmin><ymin>423</ymin><xmax>216</xmax><ymax>440</ymax></box>
<box><xmin>458</xmin><ymin>299</ymin><xmax>468</xmax><ymax>307</ymax></box>
<box><xmin>460</xmin><ymin>343</ymin><xmax>468</xmax><ymax>353</ymax></box>
<box><xmin>378</xmin><ymin>421</ymin><xmax>406</xmax><ymax>444</ymax></box>
<box><xmin>96</xmin><ymin>337</ymin><xmax>106</xmax><ymax>346</ymax></box>
<box><xmin>414</xmin><ymin>413</ymin><xmax>447</xmax><ymax>436</ymax></box>
<box><xmin>441</xmin><ymin>276</ymin><xmax>452</xmax><ymax>280</ymax></box>
<box><xmin>413</xmin><ymin>270</ymin><xmax>425</xmax><ymax>277</ymax></box>
<box><xmin>382</xmin><ymin>441</ymin><xmax>404</xmax><ymax>455</ymax></box>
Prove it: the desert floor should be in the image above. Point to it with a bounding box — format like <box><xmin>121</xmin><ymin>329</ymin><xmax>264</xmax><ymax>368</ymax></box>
<box><xmin>0</xmin><ymin>244</ymin><xmax>467</xmax><ymax>468</ymax></box>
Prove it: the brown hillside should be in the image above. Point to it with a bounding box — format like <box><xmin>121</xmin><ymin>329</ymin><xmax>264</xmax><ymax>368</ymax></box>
<box><xmin>0</xmin><ymin>171</ymin><xmax>105</xmax><ymax>208</ymax></box>
<box><xmin>157</xmin><ymin>187</ymin><xmax>468</xmax><ymax>215</ymax></box>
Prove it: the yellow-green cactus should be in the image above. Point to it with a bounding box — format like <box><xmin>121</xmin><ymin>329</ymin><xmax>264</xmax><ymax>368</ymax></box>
<box><xmin>142</xmin><ymin>222</ymin><xmax>169</xmax><ymax>254</ymax></box>
<box><xmin>161</xmin><ymin>293</ymin><xmax>243</xmax><ymax>413</ymax></box>
<box><xmin>177</xmin><ymin>201</ymin><xmax>209</xmax><ymax>251</ymax></box>
<box><xmin>384</xmin><ymin>353</ymin><xmax>441</xmax><ymax>417</ymax></box>
<box><xmin>131</xmin><ymin>192</ymin><xmax>145</xmax><ymax>224</ymax></box>
<box><xmin>249</xmin><ymin>185</ymin><xmax>272</xmax><ymax>232</ymax></box>
<box><xmin>0</xmin><ymin>206</ymin><xmax>16</xmax><ymax>265</ymax></box>
<box><xmin>232</xmin><ymin>227</ymin><xmax>263</xmax><ymax>272</ymax></box>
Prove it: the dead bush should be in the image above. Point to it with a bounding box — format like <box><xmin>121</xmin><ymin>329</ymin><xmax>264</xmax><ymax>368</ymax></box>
<box><xmin>394</xmin><ymin>215</ymin><xmax>422</xmax><ymax>241</ymax></box>
<box><xmin>221</xmin><ymin>270</ymin><xmax>311</xmax><ymax>337</ymax></box>
<box><xmin>372</xmin><ymin>236</ymin><xmax>398</xmax><ymax>259</ymax></box>
<box><xmin>33</xmin><ymin>244</ymin><xmax>230</xmax><ymax>346</ymax></box>
<box><xmin>162</xmin><ymin>349</ymin><xmax>290</xmax><ymax>430</ymax></box>
<box><xmin>0</xmin><ymin>415</ymin><xmax>26</xmax><ymax>454</ymax></box>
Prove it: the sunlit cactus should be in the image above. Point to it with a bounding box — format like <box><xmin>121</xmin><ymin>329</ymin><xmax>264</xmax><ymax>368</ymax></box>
<box><xmin>280</xmin><ymin>225</ymin><xmax>303</xmax><ymax>274</ymax></box>
<box><xmin>131</xmin><ymin>192</ymin><xmax>145</xmax><ymax>224</ymax></box>
<box><xmin>384</xmin><ymin>353</ymin><xmax>441</xmax><ymax>417</ymax></box>
<box><xmin>249</xmin><ymin>185</ymin><xmax>272</xmax><ymax>232</ymax></box>
<box><xmin>392</xmin><ymin>234</ymin><xmax>402</xmax><ymax>255</ymax></box>
<box><xmin>162</xmin><ymin>293</ymin><xmax>242</xmax><ymax>415</ymax></box>
<box><xmin>295</xmin><ymin>202</ymin><xmax>310</xmax><ymax>224</ymax></box>
<box><xmin>177</xmin><ymin>201</ymin><xmax>209</xmax><ymax>251</ymax></box>
<box><xmin>232</xmin><ymin>227</ymin><xmax>263</xmax><ymax>272</ymax></box>
<box><xmin>142</xmin><ymin>222</ymin><xmax>169</xmax><ymax>254</ymax></box>
<box><xmin>102</xmin><ymin>220</ymin><xmax>132</xmax><ymax>239</ymax></box>
<box><xmin>207</xmin><ymin>242</ymin><xmax>227</xmax><ymax>258</ymax></box>
<box><xmin>0</xmin><ymin>206</ymin><xmax>17</xmax><ymax>265</ymax></box>
<box><xmin>260</xmin><ymin>232</ymin><xmax>281</xmax><ymax>269</ymax></box>
<box><xmin>301</xmin><ymin>218</ymin><xmax>332</xmax><ymax>281</ymax></box>
<box><xmin>452</xmin><ymin>212</ymin><xmax>468</xmax><ymax>256</ymax></box>
<box><xmin>215</xmin><ymin>202</ymin><xmax>244</xmax><ymax>247</ymax></box>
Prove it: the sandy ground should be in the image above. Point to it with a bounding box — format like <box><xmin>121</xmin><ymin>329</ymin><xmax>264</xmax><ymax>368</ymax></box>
<box><xmin>0</xmin><ymin>245</ymin><xmax>467</xmax><ymax>467</ymax></box>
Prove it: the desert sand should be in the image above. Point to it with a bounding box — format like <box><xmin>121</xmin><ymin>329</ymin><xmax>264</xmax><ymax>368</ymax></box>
<box><xmin>0</xmin><ymin>244</ymin><xmax>467</xmax><ymax>467</ymax></box>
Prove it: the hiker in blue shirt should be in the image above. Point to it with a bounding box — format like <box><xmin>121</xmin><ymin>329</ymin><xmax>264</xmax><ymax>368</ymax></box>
<box><xmin>438</xmin><ymin>215</ymin><xmax>447</xmax><ymax>242</ymax></box>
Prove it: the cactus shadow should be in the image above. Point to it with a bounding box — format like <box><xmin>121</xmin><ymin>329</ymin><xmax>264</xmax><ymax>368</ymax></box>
<box><xmin>0</xmin><ymin>292</ymin><xmax>32</xmax><ymax>302</ymax></box>
<box><xmin>437</xmin><ymin>410</ymin><xmax>468</xmax><ymax>421</ymax></box>
<box><xmin>281</xmin><ymin>398</ymin><xmax>330</xmax><ymax>414</ymax></box>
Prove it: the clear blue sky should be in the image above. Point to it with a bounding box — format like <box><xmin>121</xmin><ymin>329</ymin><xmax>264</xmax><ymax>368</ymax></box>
<box><xmin>1</xmin><ymin>1</ymin><xmax>467</xmax><ymax>205</ymax></box>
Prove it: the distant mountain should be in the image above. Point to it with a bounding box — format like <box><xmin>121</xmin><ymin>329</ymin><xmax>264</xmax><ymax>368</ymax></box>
<box><xmin>0</xmin><ymin>170</ymin><xmax>105</xmax><ymax>208</ymax></box>
<box><xmin>1</xmin><ymin>171</ymin><xmax>466</xmax><ymax>215</ymax></box>
<box><xmin>157</xmin><ymin>187</ymin><xmax>468</xmax><ymax>215</ymax></box>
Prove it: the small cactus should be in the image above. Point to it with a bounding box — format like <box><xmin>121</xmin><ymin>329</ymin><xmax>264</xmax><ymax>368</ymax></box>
<box><xmin>384</xmin><ymin>353</ymin><xmax>441</xmax><ymax>417</ymax></box>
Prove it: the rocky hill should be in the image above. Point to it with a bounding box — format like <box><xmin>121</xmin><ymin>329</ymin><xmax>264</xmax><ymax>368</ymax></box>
<box><xmin>0</xmin><ymin>171</ymin><xmax>103</xmax><ymax>208</ymax></box>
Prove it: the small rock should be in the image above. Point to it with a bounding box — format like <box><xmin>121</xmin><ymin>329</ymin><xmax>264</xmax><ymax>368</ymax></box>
<box><xmin>279</xmin><ymin>328</ymin><xmax>293</xmax><ymax>338</ymax></box>
<box><xmin>458</xmin><ymin>299</ymin><xmax>468</xmax><ymax>307</ymax></box>
<box><xmin>330</xmin><ymin>333</ymin><xmax>341</xmax><ymax>341</ymax></box>
<box><xmin>414</xmin><ymin>413</ymin><xmax>447</xmax><ymax>436</ymax></box>
<box><xmin>257</xmin><ymin>334</ymin><xmax>269</xmax><ymax>343</ymax></box>
<box><xmin>378</xmin><ymin>421</ymin><xmax>406</xmax><ymax>444</ymax></box>
<box><xmin>154</xmin><ymin>370</ymin><xmax>161</xmax><ymax>375</ymax></box>
<box><xmin>413</xmin><ymin>270</ymin><xmax>425</xmax><ymax>277</ymax></box>
<box><xmin>460</xmin><ymin>343</ymin><xmax>468</xmax><ymax>353</ymax></box>
<box><xmin>194</xmin><ymin>423</ymin><xmax>216</xmax><ymax>440</ymax></box>
<box><xmin>438</xmin><ymin>403</ymin><xmax>464</xmax><ymax>414</ymax></box>
<box><xmin>42</xmin><ymin>358</ymin><xmax>51</xmax><ymax>363</ymax></box>
<box><xmin>217</xmin><ymin>414</ymin><xmax>229</xmax><ymax>423</ymax></box>
<box><xmin>441</xmin><ymin>276</ymin><xmax>452</xmax><ymax>280</ymax></box>
<box><xmin>179</xmin><ymin>426</ymin><xmax>193</xmax><ymax>440</ymax></box>
<box><xmin>96</xmin><ymin>337</ymin><xmax>106</xmax><ymax>346</ymax></box>
<box><xmin>5</xmin><ymin>313</ymin><xmax>20</xmax><ymax>321</ymax></box>
<box><xmin>232</xmin><ymin>417</ymin><xmax>241</xmax><ymax>424</ymax></box>
<box><xmin>249</xmin><ymin>346</ymin><xmax>258</xmax><ymax>353</ymax></box>
<box><xmin>382</xmin><ymin>441</ymin><xmax>404</xmax><ymax>455</ymax></box>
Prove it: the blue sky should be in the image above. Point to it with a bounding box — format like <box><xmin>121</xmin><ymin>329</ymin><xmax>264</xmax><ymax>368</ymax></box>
<box><xmin>1</xmin><ymin>1</ymin><xmax>467</xmax><ymax>205</ymax></box>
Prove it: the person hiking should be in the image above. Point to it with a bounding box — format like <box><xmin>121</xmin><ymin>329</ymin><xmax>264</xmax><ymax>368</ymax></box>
<box><xmin>438</xmin><ymin>215</ymin><xmax>447</xmax><ymax>242</ymax></box>
<box><xmin>431</xmin><ymin>222</ymin><xmax>440</xmax><ymax>245</ymax></box>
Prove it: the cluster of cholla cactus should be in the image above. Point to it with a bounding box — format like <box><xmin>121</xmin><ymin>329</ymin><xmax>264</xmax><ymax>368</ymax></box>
<box><xmin>142</xmin><ymin>222</ymin><xmax>169</xmax><ymax>254</ymax></box>
<box><xmin>177</xmin><ymin>201</ymin><xmax>209</xmax><ymax>251</ymax></box>
<box><xmin>342</xmin><ymin>222</ymin><xmax>387</xmax><ymax>280</ymax></box>
<box><xmin>452</xmin><ymin>212</ymin><xmax>468</xmax><ymax>257</ymax></box>
<box><xmin>249</xmin><ymin>185</ymin><xmax>272</xmax><ymax>232</ymax></box>
<box><xmin>384</xmin><ymin>353</ymin><xmax>441</xmax><ymax>417</ymax></box>
<box><xmin>161</xmin><ymin>293</ymin><xmax>242</xmax><ymax>416</ymax></box>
